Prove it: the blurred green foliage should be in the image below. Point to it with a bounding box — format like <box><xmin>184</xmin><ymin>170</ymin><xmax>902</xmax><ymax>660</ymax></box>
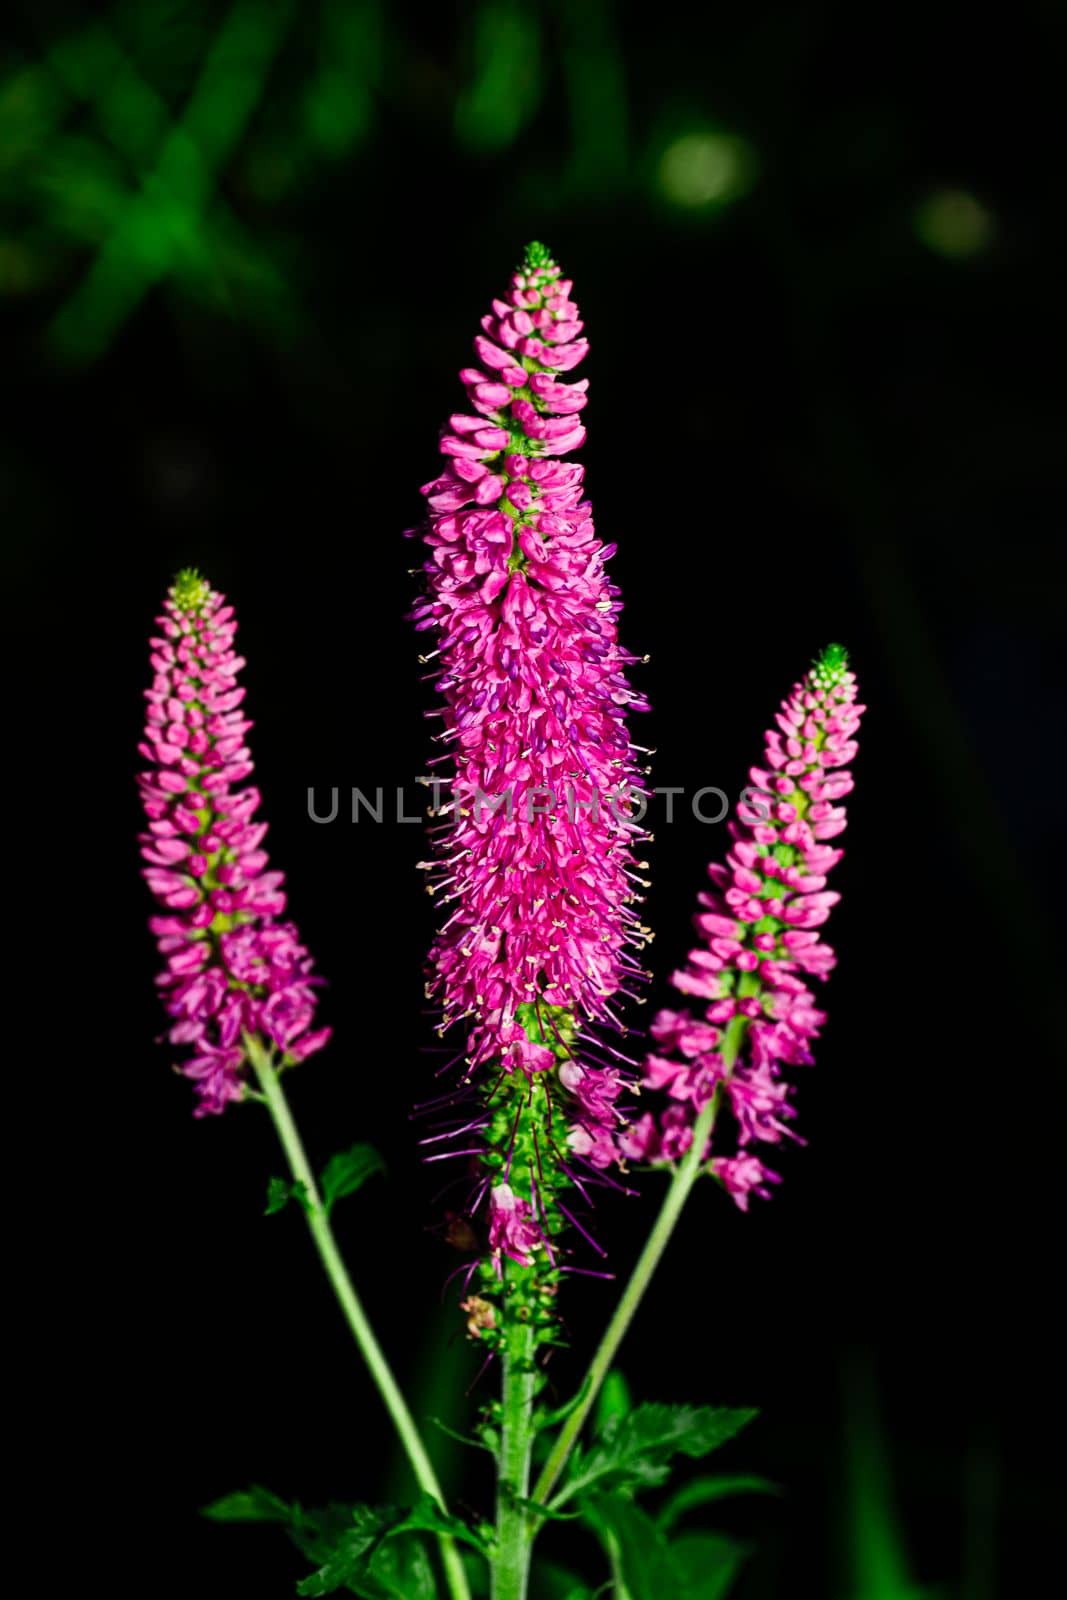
<box><xmin>453</xmin><ymin>1</ymin><xmax>540</xmax><ymax>151</ymax></box>
<box><xmin>303</xmin><ymin>0</ymin><xmax>382</xmax><ymax>158</ymax></box>
<box><xmin>2</xmin><ymin>0</ymin><xmax>1004</xmax><ymax>366</ymax></box>
<box><xmin>0</xmin><ymin>0</ymin><xmax>766</xmax><ymax>360</ymax></box>
<box><xmin>840</xmin><ymin>1356</ymin><xmax>947</xmax><ymax>1600</ymax></box>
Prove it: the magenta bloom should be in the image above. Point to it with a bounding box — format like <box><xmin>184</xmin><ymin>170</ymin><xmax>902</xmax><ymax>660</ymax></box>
<box><xmin>488</xmin><ymin>1184</ymin><xmax>544</xmax><ymax>1268</ymax></box>
<box><xmin>413</xmin><ymin>242</ymin><xmax>648</xmax><ymax>1173</ymax></box>
<box><xmin>624</xmin><ymin>647</ymin><xmax>863</xmax><ymax>1208</ymax></box>
<box><xmin>138</xmin><ymin>570</ymin><xmax>330</xmax><ymax>1115</ymax></box>
<box><xmin>411</xmin><ymin>244</ymin><xmax>648</xmax><ymax>1314</ymax></box>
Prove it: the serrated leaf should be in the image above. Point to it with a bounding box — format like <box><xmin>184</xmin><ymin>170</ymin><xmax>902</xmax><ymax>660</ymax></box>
<box><xmin>320</xmin><ymin>1144</ymin><xmax>385</xmax><ymax>1215</ymax></box>
<box><xmin>200</xmin><ymin>1483</ymin><xmax>360</xmax><ymax>1574</ymax></box>
<box><xmin>294</xmin><ymin>1497</ymin><xmax>487</xmax><ymax>1595</ymax></box>
<box><xmin>555</xmin><ymin>1404</ymin><xmax>757</xmax><ymax>1507</ymax></box>
<box><xmin>386</xmin><ymin>1492</ymin><xmax>491</xmax><ymax>1554</ymax></box>
<box><xmin>348</xmin><ymin>1535</ymin><xmax>438</xmax><ymax>1599</ymax></box>
<box><xmin>288</xmin><ymin>1503</ymin><xmax>364</xmax><ymax>1566</ymax></box>
<box><xmin>201</xmin><ymin>1484</ymin><xmax>294</xmax><ymax>1523</ymax></box>
<box><xmin>669</xmin><ymin>1533</ymin><xmax>750</xmax><ymax>1599</ymax></box>
<box><xmin>295</xmin><ymin>1506</ymin><xmax>387</xmax><ymax>1596</ymax></box>
<box><xmin>265</xmin><ymin>1176</ymin><xmax>310</xmax><ymax>1215</ymax></box>
<box><xmin>207</xmin><ymin>1486</ymin><xmax>478</xmax><ymax>1595</ymax></box>
<box><xmin>656</xmin><ymin>1474</ymin><xmax>779</xmax><ymax>1533</ymax></box>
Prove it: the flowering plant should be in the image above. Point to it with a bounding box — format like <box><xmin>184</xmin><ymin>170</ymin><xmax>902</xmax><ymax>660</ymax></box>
<box><xmin>140</xmin><ymin>245</ymin><xmax>862</xmax><ymax>1599</ymax></box>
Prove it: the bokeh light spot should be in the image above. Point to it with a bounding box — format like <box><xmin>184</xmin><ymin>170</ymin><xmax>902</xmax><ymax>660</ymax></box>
<box><xmin>658</xmin><ymin>131</ymin><xmax>754</xmax><ymax>209</ymax></box>
<box><xmin>914</xmin><ymin>189</ymin><xmax>995</xmax><ymax>258</ymax></box>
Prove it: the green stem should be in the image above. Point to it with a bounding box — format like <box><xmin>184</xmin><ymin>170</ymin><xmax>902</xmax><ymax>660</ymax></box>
<box><xmin>532</xmin><ymin>1000</ymin><xmax>755</xmax><ymax>1510</ymax></box>
<box><xmin>245</xmin><ymin>1035</ymin><xmax>471</xmax><ymax>1600</ymax></box>
<box><xmin>492</xmin><ymin>1316</ymin><xmax>538</xmax><ymax>1600</ymax></box>
<box><xmin>531</xmin><ymin>1088</ymin><xmax>721</xmax><ymax>1511</ymax></box>
<box><xmin>604</xmin><ymin>1526</ymin><xmax>634</xmax><ymax>1600</ymax></box>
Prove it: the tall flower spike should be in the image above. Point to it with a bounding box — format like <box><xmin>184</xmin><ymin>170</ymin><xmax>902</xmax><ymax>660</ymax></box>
<box><xmin>139</xmin><ymin>570</ymin><xmax>330</xmax><ymax>1115</ymax></box>
<box><xmin>625</xmin><ymin>646</ymin><xmax>863</xmax><ymax>1208</ymax></box>
<box><xmin>411</xmin><ymin>243</ymin><xmax>650</xmax><ymax>1341</ymax></box>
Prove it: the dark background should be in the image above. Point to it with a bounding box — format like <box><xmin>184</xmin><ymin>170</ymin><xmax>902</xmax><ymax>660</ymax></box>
<box><xmin>9</xmin><ymin>2</ymin><xmax>1064</xmax><ymax>1595</ymax></box>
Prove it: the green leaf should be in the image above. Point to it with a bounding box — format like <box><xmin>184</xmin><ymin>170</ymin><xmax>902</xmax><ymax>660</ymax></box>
<box><xmin>510</xmin><ymin>1494</ymin><xmax>580</xmax><ymax>1523</ymax></box>
<box><xmin>347</xmin><ymin>1536</ymin><xmax>438</xmax><ymax>1599</ymax></box>
<box><xmin>205</xmin><ymin>1487</ymin><xmax>480</xmax><ymax>1595</ymax></box>
<box><xmin>428</xmin><ymin>1415</ymin><xmax>494</xmax><ymax>1453</ymax></box>
<box><xmin>594</xmin><ymin>1370</ymin><xmax>632</xmax><ymax>1433</ymax></box>
<box><xmin>535</xmin><ymin>1373</ymin><xmax>592</xmax><ymax>1433</ymax></box>
<box><xmin>200</xmin><ymin>1484</ymin><xmax>359</xmax><ymax>1572</ymax></box>
<box><xmin>293</xmin><ymin>1497</ymin><xmax>486</xmax><ymax>1595</ymax></box>
<box><xmin>581</xmin><ymin>1497</ymin><xmax>749</xmax><ymax>1600</ymax></box>
<box><xmin>320</xmin><ymin>1143</ymin><xmax>385</xmax><ymax>1215</ymax></box>
<box><xmin>531</xmin><ymin>1561</ymin><xmax>598</xmax><ymax>1600</ymax></box>
<box><xmin>669</xmin><ymin>1533</ymin><xmax>750</xmax><ymax>1599</ymax></box>
<box><xmin>462</xmin><ymin>1551</ymin><xmax>489</xmax><ymax>1596</ymax></box>
<box><xmin>656</xmin><ymin>1474</ymin><xmax>779</xmax><ymax>1533</ymax></box>
<box><xmin>287</xmin><ymin>1504</ymin><xmax>365</xmax><ymax>1566</ymax></box>
<box><xmin>265</xmin><ymin>1176</ymin><xmax>310</xmax><ymax>1215</ymax></box>
<box><xmin>530</xmin><ymin>1558</ymin><xmax>596</xmax><ymax>1599</ymax></box>
<box><xmin>201</xmin><ymin>1484</ymin><xmax>294</xmax><ymax>1523</ymax></box>
<box><xmin>556</xmin><ymin>1404</ymin><xmax>757</xmax><ymax>1506</ymax></box>
<box><xmin>386</xmin><ymin>1492</ymin><xmax>491</xmax><ymax>1554</ymax></box>
<box><xmin>581</xmin><ymin>1493</ymin><xmax>676</xmax><ymax>1597</ymax></box>
<box><xmin>296</xmin><ymin>1506</ymin><xmax>387</xmax><ymax>1596</ymax></box>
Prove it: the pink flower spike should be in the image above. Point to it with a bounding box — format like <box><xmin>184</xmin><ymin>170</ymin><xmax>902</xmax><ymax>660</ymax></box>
<box><xmin>637</xmin><ymin>645</ymin><xmax>863</xmax><ymax>1207</ymax></box>
<box><xmin>138</xmin><ymin>570</ymin><xmax>329</xmax><ymax>1115</ymax></box>
<box><xmin>412</xmin><ymin>243</ymin><xmax>650</xmax><ymax>1338</ymax></box>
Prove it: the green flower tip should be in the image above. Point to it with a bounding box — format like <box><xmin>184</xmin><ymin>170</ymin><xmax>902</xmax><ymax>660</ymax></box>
<box><xmin>810</xmin><ymin>642</ymin><xmax>850</xmax><ymax>689</ymax></box>
<box><xmin>522</xmin><ymin>239</ymin><xmax>557</xmax><ymax>276</ymax></box>
<box><xmin>171</xmin><ymin>567</ymin><xmax>212</xmax><ymax>613</ymax></box>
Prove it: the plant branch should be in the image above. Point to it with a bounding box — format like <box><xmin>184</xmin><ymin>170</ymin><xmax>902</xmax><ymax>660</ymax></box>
<box><xmin>245</xmin><ymin>1033</ymin><xmax>471</xmax><ymax>1600</ymax></box>
<box><xmin>532</xmin><ymin>999</ymin><xmax>754</xmax><ymax>1508</ymax></box>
